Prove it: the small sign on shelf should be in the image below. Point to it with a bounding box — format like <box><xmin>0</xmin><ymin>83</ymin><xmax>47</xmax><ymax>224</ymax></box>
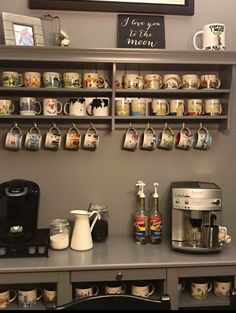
<box><xmin>117</xmin><ymin>14</ymin><xmax>165</xmax><ymax>49</ymax></box>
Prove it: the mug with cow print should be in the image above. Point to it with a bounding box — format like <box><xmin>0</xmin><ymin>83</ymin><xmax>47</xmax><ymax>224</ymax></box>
<box><xmin>86</xmin><ymin>98</ymin><xmax>110</xmax><ymax>116</ymax></box>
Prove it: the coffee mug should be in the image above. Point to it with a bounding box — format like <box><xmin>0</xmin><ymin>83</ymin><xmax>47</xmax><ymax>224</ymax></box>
<box><xmin>0</xmin><ymin>99</ymin><xmax>15</xmax><ymax>115</ymax></box>
<box><xmin>43</xmin><ymin>288</ymin><xmax>57</xmax><ymax>306</ymax></box>
<box><xmin>204</xmin><ymin>98</ymin><xmax>222</xmax><ymax>115</ymax></box>
<box><xmin>131</xmin><ymin>281</ymin><xmax>155</xmax><ymax>298</ymax></box>
<box><xmin>115</xmin><ymin>98</ymin><xmax>130</xmax><ymax>116</ymax></box>
<box><xmin>43</xmin><ymin>98</ymin><xmax>63</xmax><ymax>116</ymax></box>
<box><xmin>163</xmin><ymin>74</ymin><xmax>181</xmax><ymax>89</ymax></box>
<box><xmin>1</xmin><ymin>71</ymin><xmax>21</xmax><ymax>87</ymax></box>
<box><xmin>131</xmin><ymin>98</ymin><xmax>146</xmax><ymax>116</ymax></box>
<box><xmin>190</xmin><ymin>280</ymin><xmax>212</xmax><ymax>300</ymax></box>
<box><xmin>5</xmin><ymin>123</ymin><xmax>22</xmax><ymax>151</ymax></box>
<box><xmin>45</xmin><ymin>124</ymin><xmax>61</xmax><ymax>151</ymax></box>
<box><xmin>175</xmin><ymin>124</ymin><xmax>193</xmax><ymax>150</ymax></box>
<box><xmin>214</xmin><ymin>279</ymin><xmax>232</xmax><ymax>297</ymax></box>
<box><xmin>43</xmin><ymin>71</ymin><xmax>62</xmax><ymax>88</ymax></box>
<box><xmin>157</xmin><ymin>124</ymin><xmax>174</xmax><ymax>150</ymax></box>
<box><xmin>63</xmin><ymin>72</ymin><xmax>81</xmax><ymax>88</ymax></box>
<box><xmin>170</xmin><ymin>99</ymin><xmax>186</xmax><ymax>116</ymax></box>
<box><xmin>123</xmin><ymin>125</ymin><xmax>139</xmax><ymax>151</ymax></box>
<box><xmin>144</xmin><ymin>73</ymin><xmax>162</xmax><ymax>89</ymax></box>
<box><xmin>200</xmin><ymin>74</ymin><xmax>221</xmax><ymax>89</ymax></box>
<box><xmin>0</xmin><ymin>288</ymin><xmax>17</xmax><ymax>309</ymax></box>
<box><xmin>24</xmin><ymin>71</ymin><xmax>41</xmax><ymax>88</ymax></box>
<box><xmin>151</xmin><ymin>99</ymin><xmax>169</xmax><ymax>116</ymax></box>
<box><xmin>65</xmin><ymin>124</ymin><xmax>80</xmax><ymax>150</ymax></box>
<box><xmin>74</xmin><ymin>284</ymin><xmax>99</xmax><ymax>299</ymax></box>
<box><xmin>218</xmin><ymin>226</ymin><xmax>232</xmax><ymax>246</ymax></box>
<box><xmin>187</xmin><ymin>99</ymin><xmax>203</xmax><ymax>116</ymax></box>
<box><xmin>83</xmin><ymin>72</ymin><xmax>107</xmax><ymax>89</ymax></box>
<box><xmin>18</xmin><ymin>287</ymin><xmax>43</xmax><ymax>307</ymax></box>
<box><xmin>193</xmin><ymin>124</ymin><xmax>212</xmax><ymax>150</ymax></box>
<box><xmin>105</xmin><ymin>282</ymin><xmax>126</xmax><ymax>295</ymax></box>
<box><xmin>141</xmin><ymin>124</ymin><xmax>156</xmax><ymax>151</ymax></box>
<box><xmin>193</xmin><ymin>23</ymin><xmax>225</xmax><ymax>51</ymax></box>
<box><xmin>83</xmin><ymin>124</ymin><xmax>99</xmax><ymax>151</ymax></box>
<box><xmin>123</xmin><ymin>73</ymin><xmax>143</xmax><ymax>89</ymax></box>
<box><xmin>25</xmin><ymin>123</ymin><xmax>42</xmax><ymax>151</ymax></box>
<box><xmin>182</xmin><ymin>74</ymin><xmax>200</xmax><ymax>89</ymax></box>
<box><xmin>64</xmin><ymin>98</ymin><xmax>87</xmax><ymax>116</ymax></box>
<box><xmin>86</xmin><ymin>98</ymin><xmax>109</xmax><ymax>116</ymax></box>
<box><xmin>19</xmin><ymin>97</ymin><xmax>42</xmax><ymax>115</ymax></box>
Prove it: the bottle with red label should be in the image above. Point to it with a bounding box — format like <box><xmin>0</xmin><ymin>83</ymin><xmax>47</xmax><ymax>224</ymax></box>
<box><xmin>134</xmin><ymin>181</ymin><xmax>148</xmax><ymax>244</ymax></box>
<box><xmin>149</xmin><ymin>182</ymin><xmax>162</xmax><ymax>244</ymax></box>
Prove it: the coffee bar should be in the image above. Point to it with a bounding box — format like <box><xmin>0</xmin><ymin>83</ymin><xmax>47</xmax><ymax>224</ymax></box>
<box><xmin>0</xmin><ymin>0</ymin><xmax>236</xmax><ymax>310</ymax></box>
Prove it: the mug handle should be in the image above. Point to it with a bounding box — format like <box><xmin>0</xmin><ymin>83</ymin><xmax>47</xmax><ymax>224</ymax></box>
<box><xmin>10</xmin><ymin>102</ymin><xmax>15</xmax><ymax>113</ymax></box>
<box><xmin>121</xmin><ymin>283</ymin><xmax>126</xmax><ymax>294</ymax></box>
<box><xmin>148</xmin><ymin>283</ymin><xmax>155</xmax><ymax>297</ymax></box>
<box><xmin>92</xmin><ymin>285</ymin><xmax>99</xmax><ymax>296</ymax></box>
<box><xmin>193</xmin><ymin>30</ymin><xmax>204</xmax><ymax>50</ymax></box>
<box><xmin>216</xmin><ymin>78</ymin><xmax>221</xmax><ymax>89</ymax></box>
<box><xmin>35</xmin><ymin>101</ymin><xmax>42</xmax><ymax>115</ymax></box>
<box><xmin>98</xmin><ymin>76</ymin><xmax>105</xmax><ymax>88</ymax></box>
<box><xmin>9</xmin><ymin>290</ymin><xmax>17</xmax><ymax>303</ymax></box>
<box><xmin>166</xmin><ymin>101</ymin><xmax>170</xmax><ymax>115</ymax></box>
<box><xmin>57</xmin><ymin>101</ymin><xmax>63</xmax><ymax>114</ymax></box>
<box><xmin>219</xmin><ymin>103</ymin><xmax>222</xmax><ymax>115</ymax></box>
<box><xmin>208</xmin><ymin>282</ymin><xmax>213</xmax><ymax>293</ymax></box>
<box><xmin>86</xmin><ymin>104</ymin><xmax>93</xmax><ymax>116</ymax></box>
<box><xmin>36</xmin><ymin>288</ymin><xmax>43</xmax><ymax>301</ymax></box>
<box><xmin>63</xmin><ymin>102</ymin><xmax>70</xmax><ymax>115</ymax></box>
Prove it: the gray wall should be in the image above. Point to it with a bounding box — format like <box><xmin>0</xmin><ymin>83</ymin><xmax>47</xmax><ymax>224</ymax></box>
<box><xmin>0</xmin><ymin>0</ymin><xmax>236</xmax><ymax>241</ymax></box>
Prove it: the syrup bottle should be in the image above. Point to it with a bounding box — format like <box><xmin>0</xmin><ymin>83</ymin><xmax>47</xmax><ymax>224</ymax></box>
<box><xmin>149</xmin><ymin>182</ymin><xmax>162</xmax><ymax>244</ymax></box>
<box><xmin>134</xmin><ymin>181</ymin><xmax>148</xmax><ymax>244</ymax></box>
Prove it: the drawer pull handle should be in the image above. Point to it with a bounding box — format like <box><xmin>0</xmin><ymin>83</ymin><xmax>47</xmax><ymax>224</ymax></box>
<box><xmin>116</xmin><ymin>272</ymin><xmax>123</xmax><ymax>280</ymax></box>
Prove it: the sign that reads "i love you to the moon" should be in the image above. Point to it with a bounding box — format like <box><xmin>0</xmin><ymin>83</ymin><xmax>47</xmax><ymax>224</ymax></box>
<box><xmin>117</xmin><ymin>14</ymin><xmax>165</xmax><ymax>49</ymax></box>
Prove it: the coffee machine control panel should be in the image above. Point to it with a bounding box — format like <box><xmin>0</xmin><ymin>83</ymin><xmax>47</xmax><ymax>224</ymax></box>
<box><xmin>172</xmin><ymin>188</ymin><xmax>222</xmax><ymax>210</ymax></box>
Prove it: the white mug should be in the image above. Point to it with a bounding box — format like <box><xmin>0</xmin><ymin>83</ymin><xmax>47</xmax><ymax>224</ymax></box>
<box><xmin>18</xmin><ymin>288</ymin><xmax>43</xmax><ymax>308</ymax></box>
<box><xmin>83</xmin><ymin>72</ymin><xmax>106</xmax><ymax>89</ymax></box>
<box><xmin>214</xmin><ymin>279</ymin><xmax>232</xmax><ymax>297</ymax></box>
<box><xmin>141</xmin><ymin>125</ymin><xmax>156</xmax><ymax>151</ymax></box>
<box><xmin>157</xmin><ymin>124</ymin><xmax>174</xmax><ymax>150</ymax></box>
<box><xmin>86</xmin><ymin>98</ymin><xmax>109</xmax><ymax>116</ymax></box>
<box><xmin>25</xmin><ymin>124</ymin><xmax>42</xmax><ymax>151</ymax></box>
<box><xmin>193</xmin><ymin>124</ymin><xmax>212</xmax><ymax>150</ymax></box>
<box><xmin>123</xmin><ymin>126</ymin><xmax>139</xmax><ymax>151</ymax></box>
<box><xmin>45</xmin><ymin>125</ymin><xmax>61</xmax><ymax>150</ymax></box>
<box><xmin>63</xmin><ymin>72</ymin><xmax>81</xmax><ymax>88</ymax></box>
<box><xmin>24</xmin><ymin>71</ymin><xmax>41</xmax><ymax>88</ymax></box>
<box><xmin>131</xmin><ymin>282</ymin><xmax>155</xmax><ymax>298</ymax></box>
<box><xmin>204</xmin><ymin>98</ymin><xmax>222</xmax><ymax>115</ymax></box>
<box><xmin>193</xmin><ymin>23</ymin><xmax>225</xmax><ymax>51</ymax></box>
<box><xmin>43</xmin><ymin>71</ymin><xmax>62</xmax><ymax>88</ymax></box>
<box><xmin>19</xmin><ymin>97</ymin><xmax>42</xmax><ymax>115</ymax></box>
<box><xmin>0</xmin><ymin>99</ymin><xmax>15</xmax><ymax>115</ymax></box>
<box><xmin>74</xmin><ymin>284</ymin><xmax>99</xmax><ymax>299</ymax></box>
<box><xmin>43</xmin><ymin>98</ymin><xmax>63</xmax><ymax>116</ymax></box>
<box><xmin>151</xmin><ymin>99</ymin><xmax>169</xmax><ymax>116</ymax></box>
<box><xmin>144</xmin><ymin>73</ymin><xmax>162</xmax><ymax>89</ymax></box>
<box><xmin>163</xmin><ymin>74</ymin><xmax>181</xmax><ymax>89</ymax></box>
<box><xmin>123</xmin><ymin>73</ymin><xmax>143</xmax><ymax>89</ymax></box>
<box><xmin>105</xmin><ymin>282</ymin><xmax>126</xmax><ymax>295</ymax></box>
<box><xmin>65</xmin><ymin>124</ymin><xmax>81</xmax><ymax>150</ymax></box>
<box><xmin>5</xmin><ymin>124</ymin><xmax>22</xmax><ymax>151</ymax></box>
<box><xmin>64</xmin><ymin>98</ymin><xmax>87</xmax><ymax>116</ymax></box>
<box><xmin>0</xmin><ymin>289</ymin><xmax>17</xmax><ymax>309</ymax></box>
<box><xmin>83</xmin><ymin>125</ymin><xmax>99</xmax><ymax>150</ymax></box>
<box><xmin>175</xmin><ymin>124</ymin><xmax>193</xmax><ymax>150</ymax></box>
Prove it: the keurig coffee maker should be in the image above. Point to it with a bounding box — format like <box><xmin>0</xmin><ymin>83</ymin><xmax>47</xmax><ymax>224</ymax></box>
<box><xmin>0</xmin><ymin>179</ymin><xmax>49</xmax><ymax>257</ymax></box>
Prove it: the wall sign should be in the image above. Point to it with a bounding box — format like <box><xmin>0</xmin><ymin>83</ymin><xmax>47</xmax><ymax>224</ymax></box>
<box><xmin>29</xmin><ymin>0</ymin><xmax>195</xmax><ymax>16</ymax></box>
<box><xmin>117</xmin><ymin>15</ymin><xmax>165</xmax><ymax>49</ymax></box>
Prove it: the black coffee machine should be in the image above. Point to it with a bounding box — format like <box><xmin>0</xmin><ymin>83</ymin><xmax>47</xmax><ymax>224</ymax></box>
<box><xmin>0</xmin><ymin>179</ymin><xmax>49</xmax><ymax>257</ymax></box>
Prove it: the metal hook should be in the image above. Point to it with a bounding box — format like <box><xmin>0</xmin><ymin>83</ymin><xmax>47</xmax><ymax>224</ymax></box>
<box><xmin>14</xmin><ymin>122</ymin><xmax>18</xmax><ymax>128</ymax></box>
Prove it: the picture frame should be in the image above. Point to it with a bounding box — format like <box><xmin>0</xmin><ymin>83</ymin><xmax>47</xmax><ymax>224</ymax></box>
<box><xmin>29</xmin><ymin>0</ymin><xmax>194</xmax><ymax>16</ymax></box>
<box><xmin>1</xmin><ymin>12</ymin><xmax>44</xmax><ymax>46</ymax></box>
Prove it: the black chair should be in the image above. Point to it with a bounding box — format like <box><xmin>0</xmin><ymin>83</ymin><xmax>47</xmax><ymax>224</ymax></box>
<box><xmin>47</xmin><ymin>294</ymin><xmax>171</xmax><ymax>310</ymax></box>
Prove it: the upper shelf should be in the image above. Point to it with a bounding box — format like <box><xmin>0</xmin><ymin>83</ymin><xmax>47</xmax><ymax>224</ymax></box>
<box><xmin>0</xmin><ymin>46</ymin><xmax>236</xmax><ymax>65</ymax></box>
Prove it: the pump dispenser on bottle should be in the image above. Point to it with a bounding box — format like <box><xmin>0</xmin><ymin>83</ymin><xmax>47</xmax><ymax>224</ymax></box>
<box><xmin>149</xmin><ymin>182</ymin><xmax>162</xmax><ymax>244</ymax></box>
<box><xmin>134</xmin><ymin>181</ymin><xmax>148</xmax><ymax>244</ymax></box>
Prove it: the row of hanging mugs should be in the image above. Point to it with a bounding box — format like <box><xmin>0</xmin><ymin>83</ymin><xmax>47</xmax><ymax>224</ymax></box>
<box><xmin>123</xmin><ymin>123</ymin><xmax>212</xmax><ymax>151</ymax></box>
<box><xmin>4</xmin><ymin>122</ymin><xmax>99</xmax><ymax>151</ymax></box>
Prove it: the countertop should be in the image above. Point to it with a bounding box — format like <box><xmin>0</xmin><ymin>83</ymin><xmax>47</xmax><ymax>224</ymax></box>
<box><xmin>0</xmin><ymin>236</ymin><xmax>235</xmax><ymax>273</ymax></box>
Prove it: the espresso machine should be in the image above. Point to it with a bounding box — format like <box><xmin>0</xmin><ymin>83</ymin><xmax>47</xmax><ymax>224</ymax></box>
<box><xmin>0</xmin><ymin>179</ymin><xmax>49</xmax><ymax>257</ymax></box>
<box><xmin>171</xmin><ymin>181</ymin><xmax>222</xmax><ymax>253</ymax></box>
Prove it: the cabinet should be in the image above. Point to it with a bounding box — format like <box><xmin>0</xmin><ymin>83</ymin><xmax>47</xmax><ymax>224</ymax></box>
<box><xmin>0</xmin><ymin>46</ymin><xmax>235</xmax><ymax>132</ymax></box>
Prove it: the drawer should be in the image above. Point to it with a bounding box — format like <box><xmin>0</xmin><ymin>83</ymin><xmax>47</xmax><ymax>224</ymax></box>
<box><xmin>70</xmin><ymin>268</ymin><xmax>166</xmax><ymax>282</ymax></box>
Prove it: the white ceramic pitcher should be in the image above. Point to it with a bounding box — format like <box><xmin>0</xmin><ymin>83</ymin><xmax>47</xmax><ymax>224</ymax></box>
<box><xmin>70</xmin><ymin>210</ymin><xmax>100</xmax><ymax>251</ymax></box>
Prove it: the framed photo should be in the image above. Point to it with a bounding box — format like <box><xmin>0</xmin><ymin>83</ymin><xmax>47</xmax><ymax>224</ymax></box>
<box><xmin>1</xmin><ymin>12</ymin><xmax>44</xmax><ymax>46</ymax></box>
<box><xmin>29</xmin><ymin>0</ymin><xmax>194</xmax><ymax>16</ymax></box>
